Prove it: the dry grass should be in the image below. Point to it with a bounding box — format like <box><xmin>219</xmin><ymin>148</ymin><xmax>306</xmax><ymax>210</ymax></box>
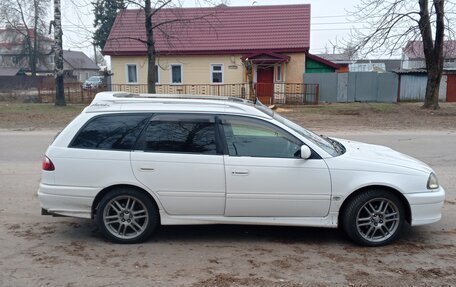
<box><xmin>0</xmin><ymin>102</ymin><xmax>455</xmax><ymax>131</ymax></box>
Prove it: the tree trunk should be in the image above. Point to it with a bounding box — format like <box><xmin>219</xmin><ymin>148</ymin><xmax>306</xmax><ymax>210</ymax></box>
<box><xmin>32</xmin><ymin>0</ymin><xmax>39</xmax><ymax>77</ymax></box>
<box><xmin>145</xmin><ymin>0</ymin><xmax>156</xmax><ymax>94</ymax></box>
<box><xmin>25</xmin><ymin>35</ymin><xmax>36</xmax><ymax>76</ymax></box>
<box><xmin>54</xmin><ymin>0</ymin><xmax>65</xmax><ymax>106</ymax></box>
<box><xmin>419</xmin><ymin>0</ymin><xmax>445</xmax><ymax>109</ymax></box>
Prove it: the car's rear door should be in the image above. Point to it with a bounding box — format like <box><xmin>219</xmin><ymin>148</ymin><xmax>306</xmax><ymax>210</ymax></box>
<box><xmin>131</xmin><ymin>114</ymin><xmax>226</xmax><ymax>215</ymax></box>
<box><xmin>219</xmin><ymin>115</ymin><xmax>331</xmax><ymax>217</ymax></box>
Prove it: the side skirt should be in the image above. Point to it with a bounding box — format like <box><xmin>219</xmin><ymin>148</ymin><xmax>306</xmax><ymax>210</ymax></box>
<box><xmin>159</xmin><ymin>210</ymin><xmax>339</xmax><ymax>228</ymax></box>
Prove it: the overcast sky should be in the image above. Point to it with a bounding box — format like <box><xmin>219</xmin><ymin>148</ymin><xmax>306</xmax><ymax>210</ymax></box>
<box><xmin>60</xmin><ymin>0</ymin><xmax>364</xmax><ymax>63</ymax></box>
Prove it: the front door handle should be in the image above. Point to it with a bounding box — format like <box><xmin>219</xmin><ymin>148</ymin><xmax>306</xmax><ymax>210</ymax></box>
<box><xmin>139</xmin><ymin>167</ymin><xmax>155</xmax><ymax>171</ymax></box>
<box><xmin>232</xmin><ymin>169</ymin><xmax>249</xmax><ymax>176</ymax></box>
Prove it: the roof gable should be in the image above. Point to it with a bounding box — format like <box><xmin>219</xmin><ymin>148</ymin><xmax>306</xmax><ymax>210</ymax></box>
<box><xmin>103</xmin><ymin>4</ymin><xmax>311</xmax><ymax>56</ymax></box>
<box><xmin>63</xmin><ymin>50</ymin><xmax>99</xmax><ymax>70</ymax></box>
<box><xmin>307</xmin><ymin>54</ymin><xmax>340</xmax><ymax>69</ymax></box>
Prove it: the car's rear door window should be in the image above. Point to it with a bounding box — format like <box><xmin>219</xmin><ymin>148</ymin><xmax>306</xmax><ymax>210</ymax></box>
<box><xmin>70</xmin><ymin>114</ymin><xmax>151</xmax><ymax>150</ymax></box>
<box><xmin>137</xmin><ymin>114</ymin><xmax>219</xmax><ymax>155</ymax></box>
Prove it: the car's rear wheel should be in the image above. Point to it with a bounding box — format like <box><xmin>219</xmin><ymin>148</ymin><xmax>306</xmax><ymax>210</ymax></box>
<box><xmin>96</xmin><ymin>187</ymin><xmax>158</xmax><ymax>243</ymax></box>
<box><xmin>342</xmin><ymin>189</ymin><xmax>405</xmax><ymax>246</ymax></box>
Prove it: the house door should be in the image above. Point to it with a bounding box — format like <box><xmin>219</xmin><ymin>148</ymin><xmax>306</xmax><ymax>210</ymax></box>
<box><xmin>447</xmin><ymin>75</ymin><xmax>456</xmax><ymax>102</ymax></box>
<box><xmin>256</xmin><ymin>67</ymin><xmax>274</xmax><ymax>104</ymax></box>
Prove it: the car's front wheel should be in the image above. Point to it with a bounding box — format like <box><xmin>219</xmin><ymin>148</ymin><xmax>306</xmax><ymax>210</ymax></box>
<box><xmin>95</xmin><ymin>187</ymin><xmax>159</xmax><ymax>243</ymax></box>
<box><xmin>342</xmin><ymin>189</ymin><xmax>405</xmax><ymax>246</ymax></box>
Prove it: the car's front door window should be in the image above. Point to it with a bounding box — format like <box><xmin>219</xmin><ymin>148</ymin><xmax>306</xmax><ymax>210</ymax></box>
<box><xmin>220</xmin><ymin>116</ymin><xmax>302</xmax><ymax>158</ymax></box>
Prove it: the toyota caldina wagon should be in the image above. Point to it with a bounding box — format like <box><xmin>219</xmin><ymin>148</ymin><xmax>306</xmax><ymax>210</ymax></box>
<box><xmin>38</xmin><ymin>92</ymin><xmax>445</xmax><ymax>246</ymax></box>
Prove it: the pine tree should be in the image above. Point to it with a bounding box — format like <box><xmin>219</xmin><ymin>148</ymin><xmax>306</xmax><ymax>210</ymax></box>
<box><xmin>93</xmin><ymin>0</ymin><xmax>126</xmax><ymax>50</ymax></box>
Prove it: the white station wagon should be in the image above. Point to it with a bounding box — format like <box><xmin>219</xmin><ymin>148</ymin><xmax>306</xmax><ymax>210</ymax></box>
<box><xmin>38</xmin><ymin>92</ymin><xmax>445</xmax><ymax>246</ymax></box>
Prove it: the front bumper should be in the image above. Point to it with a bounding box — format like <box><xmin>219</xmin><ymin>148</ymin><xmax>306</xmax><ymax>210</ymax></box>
<box><xmin>38</xmin><ymin>183</ymin><xmax>98</xmax><ymax>219</ymax></box>
<box><xmin>404</xmin><ymin>186</ymin><xmax>445</xmax><ymax>226</ymax></box>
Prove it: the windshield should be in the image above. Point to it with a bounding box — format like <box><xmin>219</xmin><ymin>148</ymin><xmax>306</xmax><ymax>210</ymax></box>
<box><xmin>255</xmin><ymin>103</ymin><xmax>340</xmax><ymax>156</ymax></box>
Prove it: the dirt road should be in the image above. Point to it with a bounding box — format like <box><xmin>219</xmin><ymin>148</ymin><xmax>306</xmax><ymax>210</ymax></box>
<box><xmin>0</xmin><ymin>130</ymin><xmax>455</xmax><ymax>287</ymax></box>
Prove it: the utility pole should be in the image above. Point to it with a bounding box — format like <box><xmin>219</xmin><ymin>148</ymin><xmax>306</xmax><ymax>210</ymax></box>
<box><xmin>54</xmin><ymin>0</ymin><xmax>65</xmax><ymax>106</ymax></box>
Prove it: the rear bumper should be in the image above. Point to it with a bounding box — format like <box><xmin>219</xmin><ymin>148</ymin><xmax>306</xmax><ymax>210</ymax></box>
<box><xmin>38</xmin><ymin>183</ymin><xmax>98</xmax><ymax>219</ymax></box>
<box><xmin>404</xmin><ymin>187</ymin><xmax>445</xmax><ymax>226</ymax></box>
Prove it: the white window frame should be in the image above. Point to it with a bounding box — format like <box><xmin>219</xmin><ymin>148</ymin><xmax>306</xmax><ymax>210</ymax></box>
<box><xmin>155</xmin><ymin>65</ymin><xmax>160</xmax><ymax>84</ymax></box>
<box><xmin>276</xmin><ymin>64</ymin><xmax>283</xmax><ymax>82</ymax></box>
<box><xmin>210</xmin><ymin>64</ymin><xmax>224</xmax><ymax>84</ymax></box>
<box><xmin>126</xmin><ymin>63</ymin><xmax>138</xmax><ymax>84</ymax></box>
<box><xmin>170</xmin><ymin>64</ymin><xmax>183</xmax><ymax>85</ymax></box>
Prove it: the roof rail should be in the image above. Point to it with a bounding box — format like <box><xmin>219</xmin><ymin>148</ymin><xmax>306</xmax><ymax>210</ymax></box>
<box><xmin>92</xmin><ymin>92</ymin><xmax>252</xmax><ymax>104</ymax></box>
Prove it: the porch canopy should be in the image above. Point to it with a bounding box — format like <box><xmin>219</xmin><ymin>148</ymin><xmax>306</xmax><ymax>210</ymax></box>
<box><xmin>241</xmin><ymin>52</ymin><xmax>290</xmax><ymax>64</ymax></box>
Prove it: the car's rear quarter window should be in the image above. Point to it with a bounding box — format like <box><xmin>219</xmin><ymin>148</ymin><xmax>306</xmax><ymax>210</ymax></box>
<box><xmin>70</xmin><ymin>114</ymin><xmax>150</xmax><ymax>150</ymax></box>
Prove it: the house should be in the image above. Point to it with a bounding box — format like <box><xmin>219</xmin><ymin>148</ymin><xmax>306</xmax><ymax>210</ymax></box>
<box><xmin>402</xmin><ymin>40</ymin><xmax>456</xmax><ymax>70</ymax></box>
<box><xmin>103</xmin><ymin>4</ymin><xmax>311</xmax><ymax>103</ymax></box>
<box><xmin>0</xmin><ymin>26</ymin><xmax>54</xmax><ymax>74</ymax></box>
<box><xmin>314</xmin><ymin>53</ymin><xmax>356</xmax><ymax>72</ymax></box>
<box><xmin>0</xmin><ymin>27</ymin><xmax>99</xmax><ymax>82</ymax></box>
<box><xmin>63</xmin><ymin>50</ymin><xmax>100</xmax><ymax>82</ymax></box>
<box><xmin>397</xmin><ymin>41</ymin><xmax>456</xmax><ymax>102</ymax></box>
<box><xmin>305</xmin><ymin>54</ymin><xmax>340</xmax><ymax>73</ymax></box>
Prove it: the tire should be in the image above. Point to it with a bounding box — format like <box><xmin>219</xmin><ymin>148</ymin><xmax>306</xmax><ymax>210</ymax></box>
<box><xmin>342</xmin><ymin>189</ymin><xmax>405</xmax><ymax>247</ymax></box>
<box><xmin>95</xmin><ymin>187</ymin><xmax>159</xmax><ymax>244</ymax></box>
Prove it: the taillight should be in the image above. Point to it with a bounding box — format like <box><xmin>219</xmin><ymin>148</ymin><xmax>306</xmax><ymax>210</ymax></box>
<box><xmin>42</xmin><ymin>156</ymin><xmax>55</xmax><ymax>171</ymax></box>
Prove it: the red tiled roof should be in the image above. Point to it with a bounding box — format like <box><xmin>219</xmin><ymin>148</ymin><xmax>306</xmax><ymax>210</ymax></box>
<box><xmin>103</xmin><ymin>4</ymin><xmax>311</xmax><ymax>56</ymax></box>
<box><xmin>404</xmin><ymin>40</ymin><xmax>456</xmax><ymax>59</ymax></box>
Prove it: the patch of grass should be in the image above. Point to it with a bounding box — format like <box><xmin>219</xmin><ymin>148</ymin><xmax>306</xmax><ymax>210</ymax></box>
<box><xmin>278</xmin><ymin>102</ymin><xmax>400</xmax><ymax>115</ymax></box>
<box><xmin>0</xmin><ymin>103</ymin><xmax>85</xmax><ymax>114</ymax></box>
<box><xmin>0</xmin><ymin>103</ymin><xmax>86</xmax><ymax>129</ymax></box>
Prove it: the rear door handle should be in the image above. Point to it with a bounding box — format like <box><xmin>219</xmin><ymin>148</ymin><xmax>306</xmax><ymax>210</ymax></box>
<box><xmin>139</xmin><ymin>167</ymin><xmax>155</xmax><ymax>171</ymax></box>
<box><xmin>232</xmin><ymin>169</ymin><xmax>249</xmax><ymax>176</ymax></box>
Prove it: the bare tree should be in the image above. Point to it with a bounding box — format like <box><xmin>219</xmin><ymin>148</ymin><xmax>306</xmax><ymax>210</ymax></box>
<box><xmin>0</xmin><ymin>0</ymin><xmax>50</xmax><ymax>76</ymax></box>
<box><xmin>241</xmin><ymin>58</ymin><xmax>255</xmax><ymax>100</ymax></box>
<box><xmin>109</xmin><ymin>0</ymin><xmax>224</xmax><ymax>93</ymax></box>
<box><xmin>50</xmin><ymin>0</ymin><xmax>65</xmax><ymax>106</ymax></box>
<box><xmin>349</xmin><ymin>0</ymin><xmax>455</xmax><ymax>109</ymax></box>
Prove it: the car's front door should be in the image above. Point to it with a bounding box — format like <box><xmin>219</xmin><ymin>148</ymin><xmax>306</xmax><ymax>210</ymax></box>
<box><xmin>219</xmin><ymin>116</ymin><xmax>331</xmax><ymax>217</ymax></box>
<box><xmin>131</xmin><ymin>114</ymin><xmax>226</xmax><ymax>215</ymax></box>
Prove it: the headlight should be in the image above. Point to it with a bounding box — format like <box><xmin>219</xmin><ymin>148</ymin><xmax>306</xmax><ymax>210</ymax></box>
<box><xmin>427</xmin><ymin>173</ymin><xmax>439</xmax><ymax>190</ymax></box>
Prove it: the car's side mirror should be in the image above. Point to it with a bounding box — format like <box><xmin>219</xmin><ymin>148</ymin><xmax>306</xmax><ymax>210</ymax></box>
<box><xmin>300</xmin><ymin>145</ymin><xmax>312</xmax><ymax>159</ymax></box>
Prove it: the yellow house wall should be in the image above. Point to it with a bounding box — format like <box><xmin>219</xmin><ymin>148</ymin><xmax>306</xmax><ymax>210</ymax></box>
<box><xmin>111</xmin><ymin>55</ymin><xmax>245</xmax><ymax>85</ymax></box>
<box><xmin>110</xmin><ymin>53</ymin><xmax>306</xmax><ymax>85</ymax></box>
<box><xmin>284</xmin><ymin>53</ymin><xmax>305</xmax><ymax>83</ymax></box>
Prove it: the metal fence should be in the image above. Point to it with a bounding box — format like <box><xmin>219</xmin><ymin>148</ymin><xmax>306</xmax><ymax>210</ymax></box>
<box><xmin>304</xmin><ymin>72</ymin><xmax>398</xmax><ymax>103</ymax></box>
<box><xmin>38</xmin><ymin>82</ymin><xmax>103</xmax><ymax>104</ymax></box>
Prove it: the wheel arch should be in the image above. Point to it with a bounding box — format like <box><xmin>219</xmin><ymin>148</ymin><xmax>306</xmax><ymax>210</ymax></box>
<box><xmin>91</xmin><ymin>184</ymin><xmax>161</xmax><ymax>220</ymax></box>
<box><xmin>338</xmin><ymin>185</ymin><xmax>412</xmax><ymax>226</ymax></box>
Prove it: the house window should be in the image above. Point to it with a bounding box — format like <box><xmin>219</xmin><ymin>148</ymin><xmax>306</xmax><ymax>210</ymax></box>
<box><xmin>49</xmin><ymin>55</ymin><xmax>54</xmax><ymax>64</ymax></box>
<box><xmin>126</xmin><ymin>64</ymin><xmax>138</xmax><ymax>83</ymax></box>
<box><xmin>211</xmin><ymin>64</ymin><xmax>223</xmax><ymax>83</ymax></box>
<box><xmin>171</xmin><ymin>64</ymin><xmax>182</xmax><ymax>84</ymax></box>
<box><xmin>276</xmin><ymin>65</ymin><xmax>283</xmax><ymax>82</ymax></box>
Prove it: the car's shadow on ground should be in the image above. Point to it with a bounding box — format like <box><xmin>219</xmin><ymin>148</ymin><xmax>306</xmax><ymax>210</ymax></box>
<box><xmin>54</xmin><ymin>217</ymin><xmax>425</xmax><ymax>248</ymax></box>
<box><xmin>153</xmin><ymin>224</ymin><xmax>349</xmax><ymax>245</ymax></box>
